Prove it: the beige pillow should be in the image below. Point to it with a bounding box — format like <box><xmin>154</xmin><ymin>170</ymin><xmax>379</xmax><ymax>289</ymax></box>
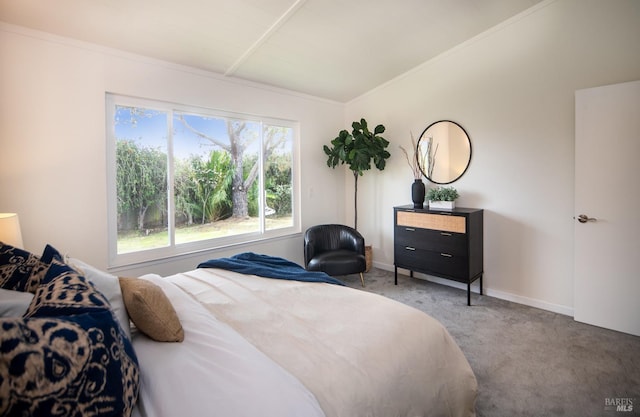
<box><xmin>118</xmin><ymin>277</ymin><xmax>184</xmax><ymax>342</ymax></box>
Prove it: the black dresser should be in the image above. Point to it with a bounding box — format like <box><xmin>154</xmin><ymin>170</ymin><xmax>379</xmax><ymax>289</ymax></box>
<box><xmin>393</xmin><ymin>205</ymin><xmax>484</xmax><ymax>305</ymax></box>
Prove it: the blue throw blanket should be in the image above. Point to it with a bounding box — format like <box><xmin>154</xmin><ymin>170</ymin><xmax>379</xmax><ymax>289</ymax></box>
<box><xmin>197</xmin><ymin>252</ymin><xmax>345</xmax><ymax>286</ymax></box>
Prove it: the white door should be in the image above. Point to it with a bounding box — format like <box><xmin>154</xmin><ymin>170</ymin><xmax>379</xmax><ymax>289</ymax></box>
<box><xmin>574</xmin><ymin>80</ymin><xmax>640</xmax><ymax>336</ymax></box>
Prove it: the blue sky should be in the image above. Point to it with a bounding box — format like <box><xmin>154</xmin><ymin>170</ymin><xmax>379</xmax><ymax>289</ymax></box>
<box><xmin>115</xmin><ymin>106</ymin><xmax>289</xmax><ymax>160</ymax></box>
<box><xmin>115</xmin><ymin>107</ymin><xmax>236</xmax><ymax>160</ymax></box>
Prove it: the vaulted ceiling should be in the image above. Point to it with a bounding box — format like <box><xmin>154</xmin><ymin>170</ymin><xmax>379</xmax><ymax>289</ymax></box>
<box><xmin>0</xmin><ymin>0</ymin><xmax>544</xmax><ymax>102</ymax></box>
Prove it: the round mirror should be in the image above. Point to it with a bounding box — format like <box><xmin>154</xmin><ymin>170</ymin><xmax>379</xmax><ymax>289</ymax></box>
<box><xmin>416</xmin><ymin>120</ymin><xmax>472</xmax><ymax>184</ymax></box>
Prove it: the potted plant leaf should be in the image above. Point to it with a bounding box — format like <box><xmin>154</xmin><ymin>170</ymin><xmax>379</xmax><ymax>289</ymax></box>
<box><xmin>324</xmin><ymin>118</ymin><xmax>391</xmax><ymax>230</ymax></box>
<box><xmin>426</xmin><ymin>186</ymin><xmax>459</xmax><ymax>210</ymax></box>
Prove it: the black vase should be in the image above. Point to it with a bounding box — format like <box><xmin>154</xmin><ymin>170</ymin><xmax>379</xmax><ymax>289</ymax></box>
<box><xmin>411</xmin><ymin>179</ymin><xmax>425</xmax><ymax>209</ymax></box>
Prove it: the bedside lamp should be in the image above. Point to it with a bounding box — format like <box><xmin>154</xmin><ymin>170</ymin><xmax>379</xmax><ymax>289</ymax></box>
<box><xmin>0</xmin><ymin>213</ymin><xmax>24</xmax><ymax>248</ymax></box>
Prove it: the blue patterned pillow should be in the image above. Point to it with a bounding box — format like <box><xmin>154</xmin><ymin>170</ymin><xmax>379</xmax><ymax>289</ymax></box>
<box><xmin>40</xmin><ymin>243</ymin><xmax>65</xmax><ymax>264</ymax></box>
<box><xmin>0</xmin><ymin>260</ymin><xmax>140</xmax><ymax>416</ymax></box>
<box><xmin>0</xmin><ymin>243</ymin><xmax>48</xmax><ymax>293</ymax></box>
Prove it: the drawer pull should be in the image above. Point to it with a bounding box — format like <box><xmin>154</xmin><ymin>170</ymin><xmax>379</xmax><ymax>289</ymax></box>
<box><xmin>405</xmin><ymin>227</ymin><xmax>416</xmax><ymax>232</ymax></box>
<box><xmin>440</xmin><ymin>253</ymin><xmax>453</xmax><ymax>257</ymax></box>
<box><xmin>440</xmin><ymin>232</ymin><xmax>452</xmax><ymax>236</ymax></box>
<box><xmin>405</xmin><ymin>246</ymin><xmax>416</xmax><ymax>251</ymax></box>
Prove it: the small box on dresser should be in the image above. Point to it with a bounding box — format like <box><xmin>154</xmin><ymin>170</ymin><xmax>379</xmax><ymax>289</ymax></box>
<box><xmin>393</xmin><ymin>205</ymin><xmax>483</xmax><ymax>305</ymax></box>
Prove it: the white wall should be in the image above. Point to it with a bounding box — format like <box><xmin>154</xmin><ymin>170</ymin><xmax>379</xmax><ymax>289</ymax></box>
<box><xmin>345</xmin><ymin>0</ymin><xmax>640</xmax><ymax>314</ymax></box>
<box><xmin>0</xmin><ymin>24</ymin><xmax>346</xmax><ymax>276</ymax></box>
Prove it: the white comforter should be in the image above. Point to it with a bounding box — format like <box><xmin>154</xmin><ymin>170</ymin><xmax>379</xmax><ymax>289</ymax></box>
<box><xmin>133</xmin><ymin>268</ymin><xmax>477</xmax><ymax>417</ymax></box>
<box><xmin>131</xmin><ymin>273</ymin><xmax>324</xmax><ymax>417</ymax></box>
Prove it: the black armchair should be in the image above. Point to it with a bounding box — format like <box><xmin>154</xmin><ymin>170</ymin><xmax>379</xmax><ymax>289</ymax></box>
<box><xmin>304</xmin><ymin>224</ymin><xmax>366</xmax><ymax>286</ymax></box>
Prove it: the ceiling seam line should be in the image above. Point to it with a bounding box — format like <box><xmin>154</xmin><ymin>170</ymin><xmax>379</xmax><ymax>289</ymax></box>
<box><xmin>224</xmin><ymin>0</ymin><xmax>308</xmax><ymax>76</ymax></box>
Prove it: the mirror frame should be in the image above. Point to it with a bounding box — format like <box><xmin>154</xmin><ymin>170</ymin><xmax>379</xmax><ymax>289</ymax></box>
<box><xmin>416</xmin><ymin>120</ymin><xmax>472</xmax><ymax>185</ymax></box>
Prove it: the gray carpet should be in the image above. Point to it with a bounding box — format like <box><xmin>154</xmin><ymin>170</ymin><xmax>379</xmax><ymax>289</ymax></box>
<box><xmin>341</xmin><ymin>268</ymin><xmax>640</xmax><ymax>417</ymax></box>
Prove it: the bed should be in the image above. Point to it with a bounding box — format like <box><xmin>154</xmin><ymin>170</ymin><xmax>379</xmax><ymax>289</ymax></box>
<box><xmin>1</xmin><ymin>244</ymin><xmax>477</xmax><ymax>417</ymax></box>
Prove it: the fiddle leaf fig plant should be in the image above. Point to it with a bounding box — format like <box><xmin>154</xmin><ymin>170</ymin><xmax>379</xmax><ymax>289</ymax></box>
<box><xmin>324</xmin><ymin>118</ymin><xmax>390</xmax><ymax>229</ymax></box>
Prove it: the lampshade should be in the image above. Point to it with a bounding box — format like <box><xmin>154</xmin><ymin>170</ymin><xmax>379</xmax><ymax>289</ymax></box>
<box><xmin>0</xmin><ymin>213</ymin><xmax>24</xmax><ymax>248</ymax></box>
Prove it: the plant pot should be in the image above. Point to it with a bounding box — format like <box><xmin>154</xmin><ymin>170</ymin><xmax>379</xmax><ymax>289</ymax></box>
<box><xmin>411</xmin><ymin>179</ymin><xmax>425</xmax><ymax>209</ymax></box>
<box><xmin>365</xmin><ymin>245</ymin><xmax>372</xmax><ymax>272</ymax></box>
<box><xmin>429</xmin><ymin>200</ymin><xmax>455</xmax><ymax>210</ymax></box>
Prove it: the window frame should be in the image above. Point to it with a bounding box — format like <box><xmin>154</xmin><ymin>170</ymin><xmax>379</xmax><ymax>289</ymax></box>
<box><xmin>106</xmin><ymin>93</ymin><xmax>301</xmax><ymax>268</ymax></box>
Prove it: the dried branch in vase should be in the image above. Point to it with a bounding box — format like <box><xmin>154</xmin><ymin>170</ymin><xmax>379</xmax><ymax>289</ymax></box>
<box><xmin>422</xmin><ymin>136</ymin><xmax>438</xmax><ymax>179</ymax></box>
<box><xmin>399</xmin><ymin>131</ymin><xmax>423</xmax><ymax>180</ymax></box>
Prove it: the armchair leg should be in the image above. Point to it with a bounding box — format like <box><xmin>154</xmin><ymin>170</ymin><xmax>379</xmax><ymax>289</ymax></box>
<box><xmin>360</xmin><ymin>272</ymin><xmax>365</xmax><ymax>287</ymax></box>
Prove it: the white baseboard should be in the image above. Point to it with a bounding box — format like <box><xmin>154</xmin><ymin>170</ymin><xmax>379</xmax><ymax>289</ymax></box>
<box><xmin>372</xmin><ymin>261</ymin><xmax>574</xmax><ymax>317</ymax></box>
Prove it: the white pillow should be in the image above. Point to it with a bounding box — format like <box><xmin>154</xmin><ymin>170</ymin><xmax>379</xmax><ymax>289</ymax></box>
<box><xmin>0</xmin><ymin>288</ymin><xmax>34</xmax><ymax>317</ymax></box>
<box><xmin>68</xmin><ymin>258</ymin><xmax>131</xmax><ymax>338</ymax></box>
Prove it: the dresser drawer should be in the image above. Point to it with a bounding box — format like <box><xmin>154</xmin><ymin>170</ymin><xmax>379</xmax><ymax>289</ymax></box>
<box><xmin>396</xmin><ymin>211</ymin><xmax>466</xmax><ymax>233</ymax></box>
<box><xmin>395</xmin><ymin>226</ymin><xmax>467</xmax><ymax>256</ymax></box>
<box><xmin>394</xmin><ymin>246</ymin><xmax>468</xmax><ymax>279</ymax></box>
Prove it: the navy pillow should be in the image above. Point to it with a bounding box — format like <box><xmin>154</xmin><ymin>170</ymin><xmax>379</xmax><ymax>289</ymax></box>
<box><xmin>0</xmin><ymin>259</ymin><xmax>140</xmax><ymax>416</ymax></box>
<box><xmin>40</xmin><ymin>243</ymin><xmax>65</xmax><ymax>264</ymax></box>
<box><xmin>0</xmin><ymin>243</ymin><xmax>48</xmax><ymax>293</ymax></box>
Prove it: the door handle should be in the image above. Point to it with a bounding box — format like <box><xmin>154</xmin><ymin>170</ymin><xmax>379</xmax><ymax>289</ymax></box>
<box><xmin>576</xmin><ymin>214</ymin><xmax>597</xmax><ymax>223</ymax></box>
